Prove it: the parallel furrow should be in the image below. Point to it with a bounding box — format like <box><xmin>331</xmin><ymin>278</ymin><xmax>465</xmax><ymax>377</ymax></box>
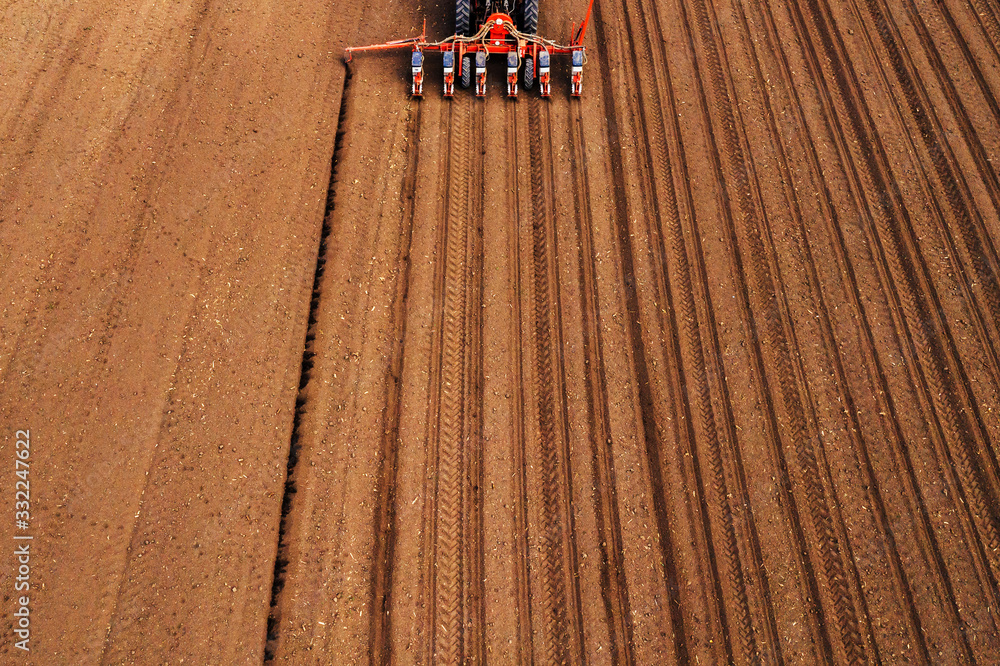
<box><xmin>914</xmin><ymin>0</ymin><xmax>1000</xmax><ymax>182</ymax></box>
<box><xmin>682</xmin><ymin>0</ymin><xmax>868</xmax><ymax>659</ymax></box>
<box><xmin>526</xmin><ymin>95</ymin><xmax>571</xmax><ymax>666</ymax></box>
<box><xmin>801</xmin><ymin>0</ymin><xmax>1000</xmax><ymax>602</ymax></box>
<box><xmin>734</xmin><ymin>0</ymin><xmax>947</xmax><ymax>658</ymax></box>
<box><xmin>263</xmin><ymin>71</ymin><xmax>353</xmax><ymax>662</ymax></box>
<box><xmin>637</xmin><ymin>0</ymin><xmax>775</xmax><ymax>661</ymax></box>
<box><xmin>566</xmin><ymin>100</ymin><xmax>636</xmax><ymax>663</ymax></box>
<box><xmin>855</xmin><ymin>0</ymin><xmax>1000</xmax><ymax>389</ymax></box>
<box><xmin>369</xmin><ymin>98</ymin><xmax>422</xmax><ymax>665</ymax></box>
<box><xmin>433</xmin><ymin>96</ymin><xmax>474</xmax><ymax>666</ymax></box>
<box><xmin>625</xmin><ymin>0</ymin><xmax>736</xmax><ymax>659</ymax></box>
<box><xmin>466</xmin><ymin>100</ymin><xmax>487</xmax><ymax>666</ymax></box>
<box><xmin>508</xmin><ymin>101</ymin><xmax>535</xmax><ymax>663</ymax></box>
<box><xmin>616</xmin><ymin>0</ymin><xmax>765</xmax><ymax>659</ymax></box>
<box><xmin>966</xmin><ymin>0</ymin><xmax>1000</xmax><ymax>58</ymax></box>
<box><xmin>765</xmin><ymin>5</ymin><xmax>971</xmax><ymax>655</ymax></box>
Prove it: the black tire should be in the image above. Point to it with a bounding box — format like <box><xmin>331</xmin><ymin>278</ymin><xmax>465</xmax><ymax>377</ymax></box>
<box><xmin>521</xmin><ymin>0</ymin><xmax>538</xmax><ymax>33</ymax></box>
<box><xmin>461</xmin><ymin>55</ymin><xmax>472</xmax><ymax>88</ymax></box>
<box><xmin>524</xmin><ymin>55</ymin><xmax>535</xmax><ymax>90</ymax></box>
<box><xmin>456</xmin><ymin>0</ymin><xmax>471</xmax><ymax>35</ymax></box>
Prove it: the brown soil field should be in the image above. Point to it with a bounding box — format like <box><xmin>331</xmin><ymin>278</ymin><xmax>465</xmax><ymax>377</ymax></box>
<box><xmin>2</xmin><ymin>0</ymin><xmax>1000</xmax><ymax>661</ymax></box>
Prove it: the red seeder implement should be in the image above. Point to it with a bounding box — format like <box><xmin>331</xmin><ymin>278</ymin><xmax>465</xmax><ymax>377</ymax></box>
<box><xmin>344</xmin><ymin>0</ymin><xmax>595</xmax><ymax>97</ymax></box>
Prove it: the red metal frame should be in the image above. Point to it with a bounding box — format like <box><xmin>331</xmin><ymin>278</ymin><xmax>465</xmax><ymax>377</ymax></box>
<box><xmin>344</xmin><ymin>0</ymin><xmax>594</xmax><ymax>97</ymax></box>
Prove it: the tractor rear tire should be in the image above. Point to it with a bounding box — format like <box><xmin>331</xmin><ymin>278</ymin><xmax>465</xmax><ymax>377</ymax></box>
<box><xmin>524</xmin><ymin>55</ymin><xmax>535</xmax><ymax>90</ymax></box>
<box><xmin>521</xmin><ymin>0</ymin><xmax>538</xmax><ymax>34</ymax></box>
<box><xmin>456</xmin><ymin>0</ymin><xmax>471</xmax><ymax>35</ymax></box>
<box><xmin>461</xmin><ymin>55</ymin><xmax>473</xmax><ymax>88</ymax></box>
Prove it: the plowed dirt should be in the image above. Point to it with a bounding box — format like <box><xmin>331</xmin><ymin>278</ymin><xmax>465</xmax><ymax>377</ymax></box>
<box><xmin>2</xmin><ymin>0</ymin><xmax>1000</xmax><ymax>662</ymax></box>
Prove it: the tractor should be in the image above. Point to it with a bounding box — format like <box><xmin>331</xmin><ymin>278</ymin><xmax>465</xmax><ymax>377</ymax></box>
<box><xmin>344</xmin><ymin>0</ymin><xmax>593</xmax><ymax>97</ymax></box>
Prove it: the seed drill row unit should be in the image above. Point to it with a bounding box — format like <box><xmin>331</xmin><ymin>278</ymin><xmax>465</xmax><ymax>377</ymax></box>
<box><xmin>344</xmin><ymin>0</ymin><xmax>595</xmax><ymax>97</ymax></box>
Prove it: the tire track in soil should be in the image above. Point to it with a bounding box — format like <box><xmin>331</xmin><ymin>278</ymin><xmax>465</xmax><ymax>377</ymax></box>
<box><xmin>666</xmin><ymin>0</ymin><xmax>829</xmax><ymax>660</ymax></box>
<box><xmin>735</xmin><ymin>0</ymin><xmax>962</xmax><ymax>657</ymax></box>
<box><xmin>774</xmin><ymin>0</ymin><xmax>999</xmax><ymax>651</ymax></box>
<box><xmin>850</xmin><ymin>0</ymin><xmax>1000</xmax><ymax>392</ymax></box>
<box><xmin>97</xmin><ymin>254</ymin><xmax>210</xmax><ymax>664</ymax></box>
<box><xmin>589</xmin><ymin>0</ymin><xmax>695</xmax><ymax>660</ymax></box>
<box><xmin>522</xmin><ymin>94</ymin><xmax>585</xmax><ymax>665</ymax></box>
<box><xmin>0</xmin><ymin>0</ymin><xmax>204</xmax><ymax>389</ymax></box>
<box><xmin>506</xmin><ymin>99</ymin><xmax>535</xmax><ymax>664</ymax></box>
<box><xmin>675</xmin><ymin>0</ymin><xmax>875</xmax><ymax>659</ymax></box>
<box><xmin>566</xmin><ymin>100</ymin><xmax>636</xmax><ymax>665</ymax></box>
<box><xmin>425</xmin><ymin>93</ymin><xmax>485</xmax><ymax>666</ymax></box>
<box><xmin>964</xmin><ymin>0</ymin><xmax>1000</xmax><ymax>66</ymax></box>
<box><xmin>606</xmin><ymin>0</ymin><xmax>789</xmax><ymax>659</ymax></box>
<box><xmin>724</xmin><ymin>0</ymin><xmax>940</xmax><ymax>656</ymax></box>
<box><xmin>791</xmin><ymin>0</ymin><xmax>1000</xmax><ymax>623</ymax></box>
<box><xmin>3</xmin><ymin>0</ymin><xmax>349</xmax><ymax>657</ymax></box>
<box><xmin>368</xmin><ymin>94</ymin><xmax>422</xmax><ymax>666</ymax></box>
<box><xmin>611</xmin><ymin>0</ymin><xmax>732</xmax><ymax>658</ymax></box>
<box><xmin>911</xmin><ymin>0</ymin><xmax>1000</xmax><ymax>209</ymax></box>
